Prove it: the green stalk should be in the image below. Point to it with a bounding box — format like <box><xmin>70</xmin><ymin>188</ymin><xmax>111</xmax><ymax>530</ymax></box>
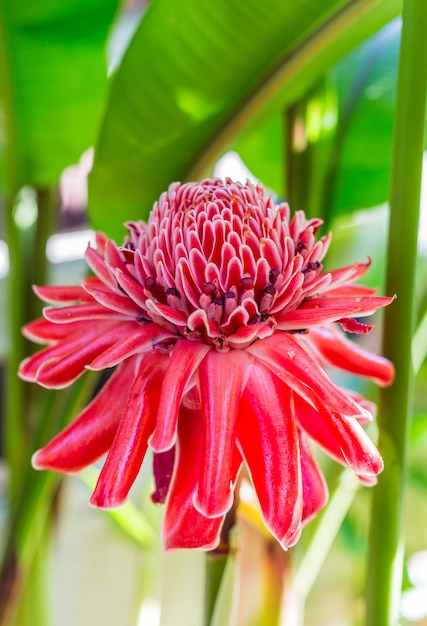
<box><xmin>204</xmin><ymin>553</ymin><xmax>229</xmax><ymax>626</ymax></box>
<box><xmin>365</xmin><ymin>2</ymin><xmax>427</xmax><ymax>625</ymax></box>
<box><xmin>3</xmin><ymin>197</ymin><xmax>30</xmax><ymax>508</ymax></box>
<box><xmin>203</xmin><ymin>491</ymin><xmax>240</xmax><ymax>626</ymax></box>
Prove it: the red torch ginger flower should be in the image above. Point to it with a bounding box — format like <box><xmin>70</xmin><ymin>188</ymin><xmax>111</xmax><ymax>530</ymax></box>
<box><xmin>19</xmin><ymin>178</ymin><xmax>394</xmax><ymax>550</ymax></box>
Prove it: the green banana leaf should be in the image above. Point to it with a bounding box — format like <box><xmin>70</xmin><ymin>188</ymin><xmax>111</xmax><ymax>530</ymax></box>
<box><xmin>238</xmin><ymin>20</ymin><xmax>401</xmax><ymax>220</ymax></box>
<box><xmin>0</xmin><ymin>0</ymin><xmax>119</xmax><ymax>192</ymax></box>
<box><xmin>89</xmin><ymin>0</ymin><xmax>401</xmax><ymax>238</ymax></box>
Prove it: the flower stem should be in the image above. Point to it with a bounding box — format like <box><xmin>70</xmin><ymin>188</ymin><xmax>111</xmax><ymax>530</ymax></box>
<box><xmin>365</xmin><ymin>2</ymin><xmax>427</xmax><ymax>625</ymax></box>
<box><xmin>3</xmin><ymin>194</ymin><xmax>30</xmax><ymax>509</ymax></box>
<box><xmin>204</xmin><ymin>552</ymin><xmax>229</xmax><ymax>626</ymax></box>
<box><xmin>203</xmin><ymin>491</ymin><xmax>240</xmax><ymax>626</ymax></box>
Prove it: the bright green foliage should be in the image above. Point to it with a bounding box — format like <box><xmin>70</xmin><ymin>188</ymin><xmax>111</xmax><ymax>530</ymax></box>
<box><xmin>89</xmin><ymin>0</ymin><xmax>401</xmax><ymax>238</ymax></box>
<box><xmin>0</xmin><ymin>0</ymin><xmax>119</xmax><ymax>191</ymax></box>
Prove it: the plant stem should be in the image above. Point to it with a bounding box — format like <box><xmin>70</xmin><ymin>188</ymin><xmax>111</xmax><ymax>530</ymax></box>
<box><xmin>204</xmin><ymin>553</ymin><xmax>229</xmax><ymax>626</ymax></box>
<box><xmin>203</xmin><ymin>489</ymin><xmax>240</xmax><ymax>626</ymax></box>
<box><xmin>3</xmin><ymin>196</ymin><xmax>30</xmax><ymax>508</ymax></box>
<box><xmin>295</xmin><ymin>471</ymin><xmax>359</xmax><ymax>605</ymax></box>
<box><xmin>365</xmin><ymin>2</ymin><xmax>427</xmax><ymax>625</ymax></box>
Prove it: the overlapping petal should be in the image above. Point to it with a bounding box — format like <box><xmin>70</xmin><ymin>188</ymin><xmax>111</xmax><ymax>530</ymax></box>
<box><xmin>306</xmin><ymin>326</ymin><xmax>394</xmax><ymax>385</ymax></box>
<box><xmin>163</xmin><ymin>404</ymin><xmax>238</xmax><ymax>551</ymax></box>
<box><xmin>33</xmin><ymin>359</ymin><xmax>138</xmax><ymax>473</ymax></box>
<box><xmin>90</xmin><ymin>351</ymin><xmax>168</xmax><ymax>508</ymax></box>
<box><xmin>194</xmin><ymin>349</ymin><xmax>250</xmax><ymax>518</ymax></box>
<box><xmin>150</xmin><ymin>339</ymin><xmax>211</xmax><ymax>452</ymax></box>
<box><xmin>237</xmin><ymin>362</ymin><xmax>302</xmax><ymax>548</ymax></box>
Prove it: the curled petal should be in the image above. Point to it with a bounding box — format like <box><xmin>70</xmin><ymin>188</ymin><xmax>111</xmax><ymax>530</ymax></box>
<box><xmin>33</xmin><ymin>284</ymin><xmax>90</xmax><ymax>304</ymax></box>
<box><xmin>150</xmin><ymin>339</ymin><xmax>211</xmax><ymax>452</ymax></box>
<box><xmin>248</xmin><ymin>334</ymin><xmax>371</xmax><ymax>421</ymax></box>
<box><xmin>145</xmin><ymin>300</ymin><xmax>188</xmax><ymax>327</ymax></box>
<box><xmin>85</xmin><ymin>246</ymin><xmax>118</xmax><ymax>290</ymax></box>
<box><xmin>248</xmin><ymin>334</ymin><xmax>383</xmax><ymax>477</ymax></box>
<box><xmin>22</xmin><ymin>318</ymin><xmax>89</xmax><ymax>344</ymax></box>
<box><xmin>337</xmin><ymin>318</ymin><xmax>374</xmax><ymax>333</ymax></box>
<box><xmin>20</xmin><ymin>321</ymin><xmax>139</xmax><ymax>388</ymax></box>
<box><xmin>193</xmin><ymin>349</ymin><xmax>251</xmax><ymax>518</ymax></box>
<box><xmin>115</xmin><ymin>269</ymin><xmax>148</xmax><ymax>309</ymax></box>
<box><xmin>83</xmin><ymin>286</ymin><xmax>142</xmax><ymax>317</ymax></box>
<box><xmin>298</xmin><ymin>430</ymin><xmax>328</xmax><ymax>524</ymax></box>
<box><xmin>43</xmin><ymin>303</ymin><xmax>122</xmax><ymax>323</ymax></box>
<box><xmin>319</xmin><ymin>259</ymin><xmax>372</xmax><ymax>293</ymax></box>
<box><xmin>88</xmin><ymin>324</ymin><xmax>175</xmax><ymax>370</ymax></box>
<box><xmin>236</xmin><ymin>362</ymin><xmax>302</xmax><ymax>548</ymax></box>
<box><xmin>151</xmin><ymin>448</ymin><xmax>176</xmax><ymax>504</ymax></box>
<box><xmin>33</xmin><ymin>359</ymin><xmax>137</xmax><ymax>473</ymax></box>
<box><xmin>36</xmin><ymin>324</ymin><xmax>140</xmax><ymax>388</ymax></box>
<box><xmin>299</xmin><ymin>294</ymin><xmax>395</xmax><ymax>317</ymax></box>
<box><xmin>90</xmin><ymin>352</ymin><xmax>168</xmax><ymax>508</ymax></box>
<box><xmin>276</xmin><ymin>306</ymin><xmax>362</xmax><ymax>330</ymax></box>
<box><xmin>163</xmin><ymin>405</ymin><xmax>234</xmax><ymax>551</ymax></box>
<box><xmin>294</xmin><ymin>393</ymin><xmax>383</xmax><ymax>478</ymax></box>
<box><xmin>308</xmin><ymin>326</ymin><xmax>394</xmax><ymax>386</ymax></box>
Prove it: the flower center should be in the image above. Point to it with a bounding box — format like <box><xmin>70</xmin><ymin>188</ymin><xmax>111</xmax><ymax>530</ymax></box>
<box><xmin>117</xmin><ymin>179</ymin><xmax>331</xmax><ymax>351</ymax></box>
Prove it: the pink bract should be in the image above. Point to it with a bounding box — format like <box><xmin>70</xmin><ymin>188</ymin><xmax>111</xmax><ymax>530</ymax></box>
<box><xmin>19</xmin><ymin>178</ymin><xmax>394</xmax><ymax>550</ymax></box>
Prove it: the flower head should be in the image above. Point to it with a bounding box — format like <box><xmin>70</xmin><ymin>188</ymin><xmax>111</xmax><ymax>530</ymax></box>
<box><xmin>20</xmin><ymin>178</ymin><xmax>394</xmax><ymax>550</ymax></box>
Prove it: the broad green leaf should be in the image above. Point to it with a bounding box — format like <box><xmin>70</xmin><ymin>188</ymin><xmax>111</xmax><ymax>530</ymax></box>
<box><xmin>89</xmin><ymin>0</ymin><xmax>402</xmax><ymax>238</ymax></box>
<box><xmin>0</xmin><ymin>0</ymin><xmax>119</xmax><ymax>191</ymax></box>
<box><xmin>235</xmin><ymin>114</ymin><xmax>286</xmax><ymax>197</ymax></box>
<box><xmin>237</xmin><ymin>77</ymin><xmax>337</xmax><ymax>214</ymax></box>
<box><xmin>326</xmin><ymin>20</ymin><xmax>400</xmax><ymax>219</ymax></box>
<box><xmin>236</xmin><ymin>21</ymin><xmax>401</xmax><ymax>221</ymax></box>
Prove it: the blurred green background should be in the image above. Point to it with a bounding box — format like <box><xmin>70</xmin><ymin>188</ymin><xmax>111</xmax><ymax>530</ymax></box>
<box><xmin>0</xmin><ymin>0</ymin><xmax>426</xmax><ymax>625</ymax></box>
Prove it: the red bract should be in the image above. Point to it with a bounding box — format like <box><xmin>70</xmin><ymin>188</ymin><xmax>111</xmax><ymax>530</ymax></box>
<box><xmin>20</xmin><ymin>179</ymin><xmax>394</xmax><ymax>550</ymax></box>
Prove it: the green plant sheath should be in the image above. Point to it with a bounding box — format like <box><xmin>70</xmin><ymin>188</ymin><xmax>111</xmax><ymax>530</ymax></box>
<box><xmin>365</xmin><ymin>1</ymin><xmax>427</xmax><ymax>625</ymax></box>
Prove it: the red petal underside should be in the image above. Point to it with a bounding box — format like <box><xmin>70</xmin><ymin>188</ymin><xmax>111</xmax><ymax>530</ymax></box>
<box><xmin>236</xmin><ymin>362</ymin><xmax>302</xmax><ymax>549</ymax></box>
<box><xmin>319</xmin><ymin>260</ymin><xmax>371</xmax><ymax>292</ymax></box>
<box><xmin>163</xmin><ymin>405</ymin><xmax>237</xmax><ymax>551</ymax></box>
<box><xmin>150</xmin><ymin>339</ymin><xmax>211</xmax><ymax>452</ymax></box>
<box><xmin>87</xmin><ymin>323</ymin><xmax>175</xmax><ymax>370</ymax></box>
<box><xmin>299</xmin><ymin>294</ymin><xmax>395</xmax><ymax>316</ymax></box>
<box><xmin>294</xmin><ymin>393</ymin><xmax>383</xmax><ymax>477</ymax></box>
<box><xmin>248</xmin><ymin>334</ymin><xmax>383</xmax><ymax>477</ymax></box>
<box><xmin>193</xmin><ymin>349</ymin><xmax>251</xmax><ymax>518</ymax></box>
<box><xmin>247</xmin><ymin>334</ymin><xmax>370</xmax><ymax>421</ymax></box>
<box><xmin>32</xmin><ymin>359</ymin><xmax>137</xmax><ymax>473</ymax></box>
<box><xmin>90</xmin><ymin>352</ymin><xmax>168</xmax><ymax>508</ymax></box>
<box><xmin>22</xmin><ymin>318</ymin><xmax>91</xmax><ymax>344</ymax></box>
<box><xmin>308</xmin><ymin>326</ymin><xmax>394</xmax><ymax>386</ymax></box>
<box><xmin>43</xmin><ymin>303</ymin><xmax>123</xmax><ymax>323</ymax></box>
<box><xmin>82</xmin><ymin>285</ymin><xmax>142</xmax><ymax>317</ymax></box>
<box><xmin>85</xmin><ymin>247</ymin><xmax>118</xmax><ymax>290</ymax></box>
<box><xmin>25</xmin><ymin>321</ymin><xmax>140</xmax><ymax>388</ymax></box>
<box><xmin>33</xmin><ymin>284</ymin><xmax>91</xmax><ymax>304</ymax></box>
<box><xmin>276</xmin><ymin>307</ymin><xmax>365</xmax><ymax>330</ymax></box>
<box><xmin>298</xmin><ymin>430</ymin><xmax>328</xmax><ymax>524</ymax></box>
<box><xmin>19</xmin><ymin>320</ymin><xmax>136</xmax><ymax>386</ymax></box>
